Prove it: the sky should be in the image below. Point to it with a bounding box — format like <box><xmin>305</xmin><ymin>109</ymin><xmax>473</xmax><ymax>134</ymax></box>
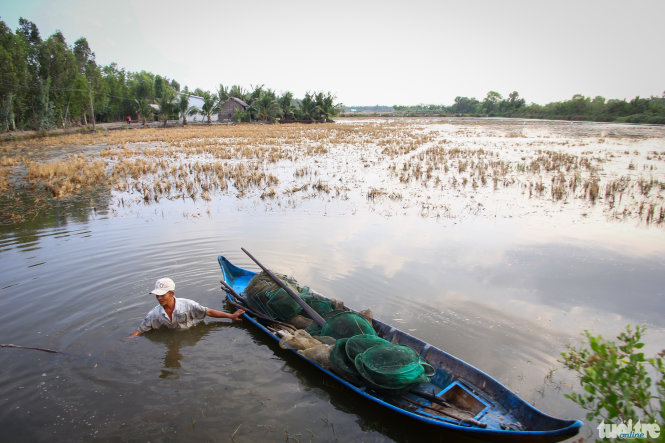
<box><xmin>1</xmin><ymin>0</ymin><xmax>664</xmax><ymax>106</ymax></box>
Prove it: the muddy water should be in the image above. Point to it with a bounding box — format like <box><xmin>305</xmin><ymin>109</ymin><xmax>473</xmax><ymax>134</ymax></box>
<box><xmin>1</xmin><ymin>119</ymin><xmax>664</xmax><ymax>441</ymax></box>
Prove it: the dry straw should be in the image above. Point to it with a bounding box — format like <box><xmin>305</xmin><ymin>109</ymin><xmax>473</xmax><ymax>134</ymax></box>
<box><xmin>1</xmin><ymin>119</ymin><xmax>664</xmax><ymax>225</ymax></box>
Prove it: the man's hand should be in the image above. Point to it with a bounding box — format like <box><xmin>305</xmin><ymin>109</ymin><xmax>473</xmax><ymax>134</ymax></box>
<box><xmin>125</xmin><ymin>330</ymin><xmax>142</xmax><ymax>341</ymax></box>
<box><xmin>207</xmin><ymin>308</ymin><xmax>246</xmax><ymax>321</ymax></box>
<box><xmin>231</xmin><ymin>309</ymin><xmax>246</xmax><ymax>321</ymax></box>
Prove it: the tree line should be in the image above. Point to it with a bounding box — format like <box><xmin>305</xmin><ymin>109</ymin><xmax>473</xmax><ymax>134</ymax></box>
<box><xmin>390</xmin><ymin>90</ymin><xmax>665</xmax><ymax>124</ymax></box>
<box><xmin>0</xmin><ymin>17</ymin><xmax>341</xmax><ymax>132</ymax></box>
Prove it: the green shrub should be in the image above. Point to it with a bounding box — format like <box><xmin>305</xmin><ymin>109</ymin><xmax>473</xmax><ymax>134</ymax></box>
<box><xmin>646</xmin><ymin>116</ymin><xmax>665</xmax><ymax>125</ymax></box>
<box><xmin>234</xmin><ymin>109</ymin><xmax>250</xmax><ymax>123</ymax></box>
<box><xmin>559</xmin><ymin>325</ymin><xmax>664</xmax><ymax>429</ymax></box>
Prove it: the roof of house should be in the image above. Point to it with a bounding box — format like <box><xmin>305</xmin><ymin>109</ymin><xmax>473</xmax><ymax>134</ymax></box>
<box><xmin>226</xmin><ymin>97</ymin><xmax>249</xmax><ymax>108</ymax></box>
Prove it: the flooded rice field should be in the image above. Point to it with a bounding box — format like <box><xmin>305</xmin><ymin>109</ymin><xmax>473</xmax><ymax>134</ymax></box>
<box><xmin>1</xmin><ymin>117</ymin><xmax>664</xmax><ymax>441</ymax></box>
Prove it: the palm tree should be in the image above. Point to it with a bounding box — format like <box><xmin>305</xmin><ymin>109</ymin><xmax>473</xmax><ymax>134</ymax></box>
<box><xmin>158</xmin><ymin>87</ymin><xmax>176</xmax><ymax>127</ymax></box>
<box><xmin>229</xmin><ymin>85</ymin><xmax>247</xmax><ymax>102</ymax></box>
<box><xmin>217</xmin><ymin>83</ymin><xmax>230</xmax><ymax>104</ymax></box>
<box><xmin>279</xmin><ymin>91</ymin><xmax>295</xmax><ymax>122</ymax></box>
<box><xmin>298</xmin><ymin>92</ymin><xmax>319</xmax><ymax>122</ymax></box>
<box><xmin>317</xmin><ymin>92</ymin><xmax>340</xmax><ymax>122</ymax></box>
<box><xmin>247</xmin><ymin>84</ymin><xmax>265</xmax><ymax>104</ymax></box>
<box><xmin>135</xmin><ymin>98</ymin><xmax>151</xmax><ymax>126</ymax></box>
<box><xmin>199</xmin><ymin>91</ymin><xmax>219</xmax><ymax>124</ymax></box>
<box><xmin>178</xmin><ymin>93</ymin><xmax>190</xmax><ymax>125</ymax></box>
<box><xmin>186</xmin><ymin>105</ymin><xmax>201</xmax><ymax>122</ymax></box>
<box><xmin>314</xmin><ymin>93</ymin><xmax>328</xmax><ymax>122</ymax></box>
<box><xmin>253</xmin><ymin>90</ymin><xmax>281</xmax><ymax>122</ymax></box>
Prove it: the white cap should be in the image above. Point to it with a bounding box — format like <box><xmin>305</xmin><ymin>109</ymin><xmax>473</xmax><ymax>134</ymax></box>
<box><xmin>150</xmin><ymin>278</ymin><xmax>175</xmax><ymax>295</ymax></box>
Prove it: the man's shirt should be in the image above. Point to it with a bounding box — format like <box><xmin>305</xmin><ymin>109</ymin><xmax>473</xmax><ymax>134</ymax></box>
<box><xmin>138</xmin><ymin>298</ymin><xmax>207</xmax><ymax>333</ymax></box>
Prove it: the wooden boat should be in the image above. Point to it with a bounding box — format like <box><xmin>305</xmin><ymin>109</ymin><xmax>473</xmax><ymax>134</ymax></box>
<box><xmin>219</xmin><ymin>255</ymin><xmax>582</xmax><ymax>441</ymax></box>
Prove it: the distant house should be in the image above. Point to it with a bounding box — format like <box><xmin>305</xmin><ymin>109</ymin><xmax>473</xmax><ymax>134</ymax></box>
<box><xmin>219</xmin><ymin>97</ymin><xmax>249</xmax><ymax>121</ymax></box>
<box><xmin>149</xmin><ymin>103</ymin><xmax>160</xmax><ymax>121</ymax></box>
<box><xmin>182</xmin><ymin>94</ymin><xmax>218</xmax><ymax>123</ymax></box>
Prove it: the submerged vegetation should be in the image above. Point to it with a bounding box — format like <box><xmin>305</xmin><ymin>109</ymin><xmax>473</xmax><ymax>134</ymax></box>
<box><xmin>1</xmin><ymin>118</ymin><xmax>664</xmax><ymax>227</ymax></box>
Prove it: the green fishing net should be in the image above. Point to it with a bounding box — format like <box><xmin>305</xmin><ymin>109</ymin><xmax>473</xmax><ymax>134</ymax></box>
<box><xmin>329</xmin><ymin>338</ymin><xmax>356</xmax><ymax>376</ymax></box>
<box><xmin>266</xmin><ymin>287</ymin><xmax>302</xmax><ymax>320</ymax></box>
<box><xmin>243</xmin><ymin>272</ymin><xmax>303</xmax><ymax>321</ymax></box>
<box><xmin>324</xmin><ymin>316</ymin><xmax>434</xmax><ymax>390</ymax></box>
<box><xmin>244</xmin><ymin>273</ymin><xmax>336</xmax><ymax>322</ymax></box>
<box><xmin>354</xmin><ymin>343</ymin><xmax>435</xmax><ymax>390</ymax></box>
<box><xmin>305</xmin><ymin>309</ymin><xmax>347</xmax><ymax>336</ymax></box>
<box><xmin>306</xmin><ymin>299</ymin><xmax>335</xmax><ymax>316</ymax></box>
<box><xmin>329</xmin><ymin>334</ymin><xmax>390</xmax><ymax>378</ymax></box>
<box><xmin>244</xmin><ymin>271</ymin><xmax>434</xmax><ymax>391</ymax></box>
<box><xmin>320</xmin><ymin>311</ymin><xmax>376</xmax><ymax>339</ymax></box>
<box><xmin>300</xmin><ymin>287</ymin><xmax>336</xmax><ymax>316</ymax></box>
<box><xmin>345</xmin><ymin>334</ymin><xmax>390</xmax><ymax>360</ymax></box>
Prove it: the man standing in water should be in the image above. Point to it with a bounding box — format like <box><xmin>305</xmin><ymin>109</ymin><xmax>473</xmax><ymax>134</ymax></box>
<box><xmin>128</xmin><ymin>278</ymin><xmax>245</xmax><ymax>337</ymax></box>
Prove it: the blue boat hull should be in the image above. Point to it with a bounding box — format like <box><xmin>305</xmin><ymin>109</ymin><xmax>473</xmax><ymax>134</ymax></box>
<box><xmin>218</xmin><ymin>255</ymin><xmax>582</xmax><ymax>442</ymax></box>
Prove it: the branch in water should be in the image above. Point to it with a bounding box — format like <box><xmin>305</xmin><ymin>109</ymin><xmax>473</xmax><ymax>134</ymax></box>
<box><xmin>1</xmin><ymin>344</ymin><xmax>61</xmax><ymax>354</ymax></box>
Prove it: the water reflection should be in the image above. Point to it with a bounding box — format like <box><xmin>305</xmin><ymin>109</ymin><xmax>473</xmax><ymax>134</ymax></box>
<box><xmin>0</xmin><ymin>186</ymin><xmax>111</xmax><ymax>236</ymax></box>
<box><xmin>0</xmin><ymin>180</ymin><xmax>663</xmax><ymax>440</ymax></box>
<box><xmin>142</xmin><ymin>321</ymin><xmax>243</xmax><ymax>379</ymax></box>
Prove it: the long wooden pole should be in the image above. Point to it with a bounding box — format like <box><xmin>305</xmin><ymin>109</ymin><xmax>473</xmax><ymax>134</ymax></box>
<box><xmin>219</xmin><ymin>279</ymin><xmax>249</xmax><ymax>304</ymax></box>
<box><xmin>406</xmin><ymin>389</ymin><xmax>487</xmax><ymax>428</ymax></box>
<box><xmin>399</xmin><ymin>395</ymin><xmax>487</xmax><ymax>428</ymax></box>
<box><xmin>241</xmin><ymin>247</ymin><xmax>326</xmax><ymax>327</ymax></box>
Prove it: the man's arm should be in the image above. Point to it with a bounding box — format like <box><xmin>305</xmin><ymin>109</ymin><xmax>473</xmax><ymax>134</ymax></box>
<box><xmin>206</xmin><ymin>308</ymin><xmax>245</xmax><ymax>321</ymax></box>
<box><xmin>127</xmin><ymin>313</ymin><xmax>153</xmax><ymax>339</ymax></box>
